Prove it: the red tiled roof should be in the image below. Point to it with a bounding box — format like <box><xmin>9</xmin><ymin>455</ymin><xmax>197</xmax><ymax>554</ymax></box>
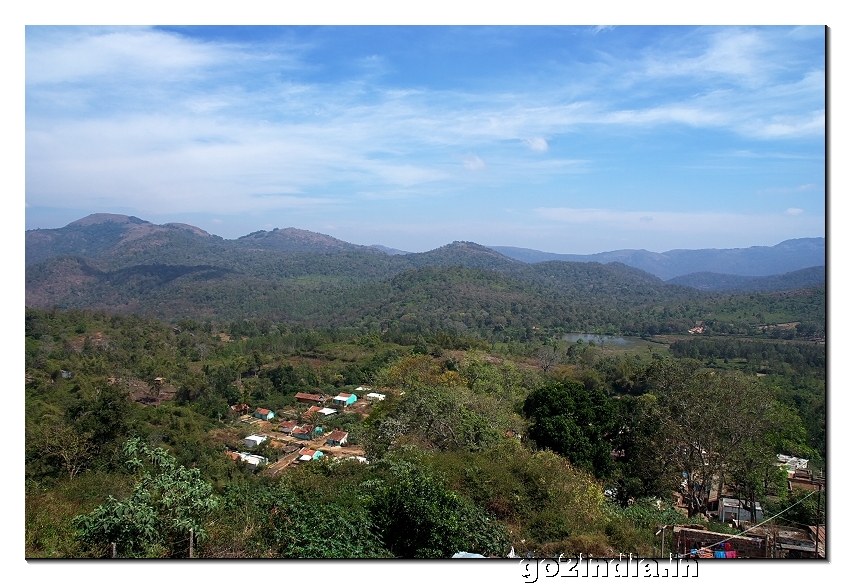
<box><xmin>255</xmin><ymin>407</ymin><xmax>272</xmax><ymax>415</ymax></box>
<box><xmin>299</xmin><ymin>448</ymin><xmax>317</xmax><ymax>457</ymax></box>
<box><xmin>295</xmin><ymin>424</ymin><xmax>316</xmax><ymax>434</ymax></box>
<box><xmin>336</xmin><ymin>393</ymin><xmax>352</xmax><ymax>399</ymax></box>
<box><xmin>226</xmin><ymin>451</ymin><xmax>240</xmax><ymax>461</ymax></box>
<box><xmin>327</xmin><ymin>430</ymin><xmax>348</xmax><ymax>442</ymax></box>
<box><xmin>279</xmin><ymin>420</ymin><xmax>298</xmax><ymax>430</ymax></box>
<box><xmin>306</xmin><ymin>406</ymin><xmax>322</xmax><ymax>414</ymax></box>
<box><xmin>295</xmin><ymin>392</ymin><xmax>323</xmax><ymax>402</ymax></box>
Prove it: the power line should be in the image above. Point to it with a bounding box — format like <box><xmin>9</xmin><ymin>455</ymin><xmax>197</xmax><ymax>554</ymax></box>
<box><xmin>702</xmin><ymin>489</ymin><xmax>818</xmax><ymax>550</ymax></box>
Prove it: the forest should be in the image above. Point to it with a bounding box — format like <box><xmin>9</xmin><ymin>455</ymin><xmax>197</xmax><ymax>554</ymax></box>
<box><xmin>25</xmin><ymin>303</ymin><xmax>825</xmax><ymax>558</ymax></box>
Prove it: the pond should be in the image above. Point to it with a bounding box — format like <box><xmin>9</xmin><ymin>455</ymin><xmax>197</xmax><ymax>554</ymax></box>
<box><xmin>561</xmin><ymin>333</ymin><xmax>635</xmax><ymax>345</ymax></box>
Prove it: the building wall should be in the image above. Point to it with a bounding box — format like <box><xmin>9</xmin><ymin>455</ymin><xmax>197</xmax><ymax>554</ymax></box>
<box><xmin>673</xmin><ymin>527</ymin><xmax>769</xmax><ymax>558</ymax></box>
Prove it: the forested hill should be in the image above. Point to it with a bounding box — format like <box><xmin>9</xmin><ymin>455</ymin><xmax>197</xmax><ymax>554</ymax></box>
<box><xmin>26</xmin><ymin>214</ymin><xmax>825</xmax><ymax>337</ymax></box>
<box><xmin>667</xmin><ymin>266</ymin><xmax>825</xmax><ymax>292</ymax></box>
<box><xmin>489</xmin><ymin>237</ymin><xmax>825</xmax><ymax>280</ymax></box>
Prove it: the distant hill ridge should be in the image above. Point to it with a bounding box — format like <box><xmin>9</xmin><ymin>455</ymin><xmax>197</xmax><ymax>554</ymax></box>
<box><xmin>27</xmin><ymin>213</ymin><xmax>824</xmax><ymax>282</ymax></box>
<box><xmin>25</xmin><ymin>213</ymin><xmax>825</xmax><ymax>327</ymax></box>
<box><xmin>488</xmin><ymin>238</ymin><xmax>824</xmax><ymax>280</ymax></box>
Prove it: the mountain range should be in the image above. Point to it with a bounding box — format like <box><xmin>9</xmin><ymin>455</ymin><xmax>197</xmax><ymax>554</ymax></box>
<box><xmin>25</xmin><ymin>214</ymin><xmax>825</xmax><ymax>333</ymax></box>
<box><xmin>488</xmin><ymin>238</ymin><xmax>824</xmax><ymax>280</ymax></box>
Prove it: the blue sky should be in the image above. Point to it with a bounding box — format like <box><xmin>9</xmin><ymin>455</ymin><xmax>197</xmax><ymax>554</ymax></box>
<box><xmin>25</xmin><ymin>25</ymin><xmax>825</xmax><ymax>253</ymax></box>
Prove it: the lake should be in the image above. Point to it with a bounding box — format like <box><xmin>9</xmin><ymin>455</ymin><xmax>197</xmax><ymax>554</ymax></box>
<box><xmin>561</xmin><ymin>333</ymin><xmax>634</xmax><ymax>345</ymax></box>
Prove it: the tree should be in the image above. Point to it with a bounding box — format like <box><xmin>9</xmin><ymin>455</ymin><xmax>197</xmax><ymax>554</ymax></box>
<box><xmin>362</xmin><ymin>456</ymin><xmax>508</xmax><ymax>558</ymax></box>
<box><xmin>649</xmin><ymin>360</ymin><xmax>795</xmax><ymax>518</ymax></box>
<box><xmin>608</xmin><ymin>393</ymin><xmax>671</xmax><ymax>504</ymax></box>
<box><xmin>535</xmin><ymin>346</ymin><xmax>558</xmax><ymax>373</ymax></box>
<box><xmin>29</xmin><ymin>421</ymin><xmax>95</xmax><ymax>480</ymax></box>
<box><xmin>523</xmin><ymin>380</ymin><xmax>615</xmax><ymax>477</ymax></box>
<box><xmin>215</xmin><ymin>482</ymin><xmax>389</xmax><ymax>558</ymax></box>
<box><xmin>73</xmin><ymin>438</ymin><xmax>219</xmax><ymax>557</ymax></box>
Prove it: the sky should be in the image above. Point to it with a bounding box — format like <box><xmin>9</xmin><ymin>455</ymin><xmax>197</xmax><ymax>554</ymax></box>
<box><xmin>24</xmin><ymin>25</ymin><xmax>825</xmax><ymax>254</ymax></box>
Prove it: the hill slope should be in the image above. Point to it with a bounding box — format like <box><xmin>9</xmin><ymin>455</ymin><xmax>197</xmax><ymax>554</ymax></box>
<box><xmin>489</xmin><ymin>237</ymin><xmax>825</xmax><ymax>280</ymax></box>
<box><xmin>666</xmin><ymin>266</ymin><xmax>825</xmax><ymax>292</ymax></box>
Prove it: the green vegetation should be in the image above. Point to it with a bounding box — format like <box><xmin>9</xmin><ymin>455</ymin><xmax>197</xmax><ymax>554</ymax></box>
<box><xmin>24</xmin><ymin>300</ymin><xmax>825</xmax><ymax>558</ymax></box>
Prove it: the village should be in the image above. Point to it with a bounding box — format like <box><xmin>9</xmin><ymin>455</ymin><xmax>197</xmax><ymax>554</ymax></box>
<box><xmin>224</xmin><ymin>387</ymin><xmax>386</xmax><ymax>476</ymax></box>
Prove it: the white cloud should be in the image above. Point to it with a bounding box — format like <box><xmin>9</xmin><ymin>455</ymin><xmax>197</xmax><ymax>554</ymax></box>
<box><xmin>785</xmin><ymin>208</ymin><xmax>804</xmax><ymax>216</ymax></box>
<box><xmin>26</xmin><ymin>27</ymin><xmax>229</xmax><ymax>85</ymax></box>
<box><xmin>522</xmin><ymin>137</ymin><xmax>548</xmax><ymax>151</ymax></box>
<box><xmin>757</xmin><ymin>184</ymin><xmax>817</xmax><ymax>195</ymax></box>
<box><xmin>463</xmin><ymin>154</ymin><xmax>486</xmax><ymax>171</ymax></box>
<box><xmin>535</xmin><ymin>206</ymin><xmax>823</xmax><ymax>237</ymax></box>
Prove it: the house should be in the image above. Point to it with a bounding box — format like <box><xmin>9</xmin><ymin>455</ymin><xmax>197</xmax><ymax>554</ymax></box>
<box><xmin>295</xmin><ymin>392</ymin><xmax>325</xmax><ymax>404</ymax></box>
<box><xmin>306</xmin><ymin>405</ymin><xmax>337</xmax><ymax>418</ymax></box>
<box><xmin>673</xmin><ymin>526</ymin><xmax>768</xmax><ymax>559</ymax></box>
<box><xmin>365</xmin><ymin>392</ymin><xmax>386</xmax><ymax>403</ymax></box>
<box><xmin>254</xmin><ymin>407</ymin><xmax>275</xmax><ymax>420</ymax></box>
<box><xmin>153</xmin><ymin>377</ymin><xmax>166</xmax><ymax>386</ymax></box>
<box><xmin>788</xmin><ymin>470</ymin><xmax>825</xmax><ymax>492</ymax></box>
<box><xmin>354</xmin><ymin>386</ymin><xmax>370</xmax><ymax>392</ymax></box>
<box><xmin>304</xmin><ymin>405</ymin><xmax>323</xmax><ymax>418</ymax></box>
<box><xmin>718</xmin><ymin>497</ymin><xmax>763</xmax><ymax>523</ymax></box>
<box><xmin>298</xmin><ymin>448</ymin><xmax>324</xmax><ymax>461</ymax></box>
<box><xmin>230</xmin><ymin>403</ymin><xmax>249</xmax><ymax>415</ymax></box>
<box><xmin>238</xmin><ymin>452</ymin><xmax>269</xmax><ymax>469</ymax></box>
<box><xmin>227</xmin><ymin>450</ymin><xmax>268</xmax><ymax>470</ymax></box>
<box><xmin>244</xmin><ymin>434</ymin><xmax>268</xmax><ymax>449</ymax></box>
<box><xmin>278</xmin><ymin>420</ymin><xmax>298</xmax><ymax>434</ymax></box>
<box><xmin>292</xmin><ymin>424</ymin><xmax>323</xmax><ymax>440</ymax></box>
<box><xmin>325</xmin><ymin>430</ymin><xmax>349</xmax><ymax>446</ymax></box>
<box><xmin>333</xmin><ymin>392</ymin><xmax>357</xmax><ymax>407</ymax></box>
<box><xmin>777</xmin><ymin>454</ymin><xmax>809</xmax><ymax>474</ymax></box>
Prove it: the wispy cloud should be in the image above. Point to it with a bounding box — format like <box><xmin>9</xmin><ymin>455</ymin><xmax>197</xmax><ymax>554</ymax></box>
<box><xmin>757</xmin><ymin>184</ymin><xmax>817</xmax><ymax>195</ymax></box>
<box><xmin>535</xmin><ymin>206</ymin><xmax>823</xmax><ymax>236</ymax></box>
<box><xmin>522</xmin><ymin>137</ymin><xmax>548</xmax><ymax>151</ymax></box>
<box><xmin>463</xmin><ymin>154</ymin><xmax>486</xmax><ymax>171</ymax></box>
<box><xmin>25</xmin><ymin>26</ymin><xmax>824</xmax><ymax>250</ymax></box>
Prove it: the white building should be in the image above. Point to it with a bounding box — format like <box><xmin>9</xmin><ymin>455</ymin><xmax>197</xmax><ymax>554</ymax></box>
<box><xmin>366</xmin><ymin>392</ymin><xmax>386</xmax><ymax>402</ymax></box>
<box><xmin>244</xmin><ymin>434</ymin><xmax>268</xmax><ymax>449</ymax></box>
<box><xmin>718</xmin><ymin>498</ymin><xmax>764</xmax><ymax>523</ymax></box>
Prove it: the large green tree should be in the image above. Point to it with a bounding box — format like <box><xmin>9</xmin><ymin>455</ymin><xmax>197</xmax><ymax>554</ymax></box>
<box><xmin>648</xmin><ymin>360</ymin><xmax>805</xmax><ymax>518</ymax></box>
<box><xmin>362</xmin><ymin>456</ymin><xmax>509</xmax><ymax>558</ymax></box>
<box><xmin>523</xmin><ymin>380</ymin><xmax>615</xmax><ymax>477</ymax></box>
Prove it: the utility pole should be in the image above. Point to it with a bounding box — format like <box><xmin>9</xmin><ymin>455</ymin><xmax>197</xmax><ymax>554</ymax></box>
<box><xmin>189</xmin><ymin>528</ymin><xmax>194</xmax><ymax>558</ymax></box>
<box><xmin>815</xmin><ymin>488</ymin><xmax>820</xmax><ymax>557</ymax></box>
<box><xmin>112</xmin><ymin>542</ymin><xmax>117</xmax><ymax>558</ymax></box>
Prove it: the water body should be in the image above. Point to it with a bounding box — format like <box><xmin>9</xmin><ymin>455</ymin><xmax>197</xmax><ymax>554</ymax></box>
<box><xmin>561</xmin><ymin>333</ymin><xmax>634</xmax><ymax>345</ymax></box>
